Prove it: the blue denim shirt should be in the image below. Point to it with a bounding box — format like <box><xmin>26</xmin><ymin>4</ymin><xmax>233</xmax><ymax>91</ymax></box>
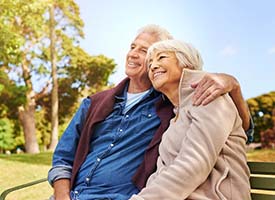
<box><xmin>48</xmin><ymin>87</ymin><xmax>161</xmax><ymax>200</ymax></box>
<box><xmin>246</xmin><ymin>117</ymin><xmax>254</xmax><ymax>144</ymax></box>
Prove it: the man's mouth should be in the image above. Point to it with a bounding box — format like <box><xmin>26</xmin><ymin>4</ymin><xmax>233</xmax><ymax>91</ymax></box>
<box><xmin>128</xmin><ymin>61</ymin><xmax>141</xmax><ymax>68</ymax></box>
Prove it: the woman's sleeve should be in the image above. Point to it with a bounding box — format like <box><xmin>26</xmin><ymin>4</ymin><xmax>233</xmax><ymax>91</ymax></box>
<box><xmin>130</xmin><ymin>94</ymin><xmax>239</xmax><ymax>200</ymax></box>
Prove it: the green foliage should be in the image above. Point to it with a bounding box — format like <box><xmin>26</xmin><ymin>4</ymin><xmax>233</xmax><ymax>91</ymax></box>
<box><xmin>0</xmin><ymin>0</ymin><xmax>116</xmax><ymax>152</ymax></box>
<box><xmin>0</xmin><ymin>84</ymin><xmax>3</xmax><ymax>93</ymax></box>
<box><xmin>0</xmin><ymin>0</ymin><xmax>47</xmax><ymax>66</ymax></box>
<box><xmin>0</xmin><ymin>70</ymin><xmax>27</xmax><ymax>119</ymax></box>
<box><xmin>0</xmin><ymin>22</ymin><xmax>24</xmax><ymax>65</ymax></box>
<box><xmin>35</xmin><ymin>108</ymin><xmax>51</xmax><ymax>147</ymax></box>
<box><xmin>0</xmin><ymin>118</ymin><xmax>15</xmax><ymax>152</ymax></box>
<box><xmin>247</xmin><ymin>91</ymin><xmax>275</xmax><ymax>142</ymax></box>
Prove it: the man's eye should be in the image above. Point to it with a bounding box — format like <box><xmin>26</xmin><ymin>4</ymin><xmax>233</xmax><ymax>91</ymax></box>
<box><xmin>141</xmin><ymin>49</ymin><xmax>147</xmax><ymax>53</ymax></box>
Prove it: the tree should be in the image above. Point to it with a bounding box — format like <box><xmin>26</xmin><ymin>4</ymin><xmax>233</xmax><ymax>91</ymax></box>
<box><xmin>0</xmin><ymin>0</ymin><xmax>116</xmax><ymax>153</ymax></box>
<box><xmin>0</xmin><ymin>70</ymin><xmax>22</xmax><ymax>152</ymax></box>
<box><xmin>49</xmin><ymin>3</ymin><xmax>59</xmax><ymax>150</ymax></box>
<box><xmin>46</xmin><ymin>0</ymin><xmax>86</xmax><ymax>150</ymax></box>
<box><xmin>247</xmin><ymin>91</ymin><xmax>275</xmax><ymax>142</ymax></box>
<box><xmin>0</xmin><ymin>0</ymin><xmax>50</xmax><ymax>153</ymax></box>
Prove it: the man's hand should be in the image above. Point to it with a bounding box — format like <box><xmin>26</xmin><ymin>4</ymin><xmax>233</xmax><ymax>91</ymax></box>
<box><xmin>191</xmin><ymin>72</ymin><xmax>250</xmax><ymax>131</ymax></box>
<box><xmin>53</xmin><ymin>179</ymin><xmax>71</xmax><ymax>200</ymax></box>
<box><xmin>191</xmin><ymin>73</ymin><xmax>238</xmax><ymax>106</ymax></box>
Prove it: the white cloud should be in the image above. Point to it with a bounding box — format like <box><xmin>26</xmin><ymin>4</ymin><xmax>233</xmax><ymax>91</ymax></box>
<box><xmin>268</xmin><ymin>47</ymin><xmax>275</xmax><ymax>55</ymax></box>
<box><xmin>220</xmin><ymin>45</ymin><xmax>238</xmax><ymax>57</ymax></box>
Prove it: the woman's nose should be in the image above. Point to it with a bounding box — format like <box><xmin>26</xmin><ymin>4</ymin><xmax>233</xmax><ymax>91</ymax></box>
<box><xmin>150</xmin><ymin>62</ymin><xmax>159</xmax><ymax>70</ymax></box>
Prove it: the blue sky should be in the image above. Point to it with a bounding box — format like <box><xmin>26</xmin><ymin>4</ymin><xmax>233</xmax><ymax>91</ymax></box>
<box><xmin>75</xmin><ymin>0</ymin><xmax>275</xmax><ymax>99</ymax></box>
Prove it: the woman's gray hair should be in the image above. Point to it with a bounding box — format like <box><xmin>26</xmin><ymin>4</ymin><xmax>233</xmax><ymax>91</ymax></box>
<box><xmin>146</xmin><ymin>39</ymin><xmax>203</xmax><ymax>70</ymax></box>
<box><xmin>137</xmin><ymin>24</ymin><xmax>174</xmax><ymax>41</ymax></box>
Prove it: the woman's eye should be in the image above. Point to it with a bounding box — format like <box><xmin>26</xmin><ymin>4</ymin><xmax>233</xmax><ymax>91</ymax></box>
<box><xmin>159</xmin><ymin>55</ymin><xmax>167</xmax><ymax>59</ymax></box>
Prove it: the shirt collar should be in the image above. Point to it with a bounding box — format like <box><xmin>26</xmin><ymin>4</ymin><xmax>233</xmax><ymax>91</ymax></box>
<box><xmin>114</xmin><ymin>82</ymin><xmax>159</xmax><ymax>102</ymax></box>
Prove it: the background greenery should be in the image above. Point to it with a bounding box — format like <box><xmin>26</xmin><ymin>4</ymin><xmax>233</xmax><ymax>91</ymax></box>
<box><xmin>1</xmin><ymin>0</ymin><xmax>275</xmax><ymax>154</ymax></box>
<box><xmin>0</xmin><ymin>0</ymin><xmax>116</xmax><ymax>154</ymax></box>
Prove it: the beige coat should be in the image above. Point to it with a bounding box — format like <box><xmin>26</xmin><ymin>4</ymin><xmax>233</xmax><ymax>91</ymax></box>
<box><xmin>130</xmin><ymin>69</ymin><xmax>251</xmax><ymax>200</ymax></box>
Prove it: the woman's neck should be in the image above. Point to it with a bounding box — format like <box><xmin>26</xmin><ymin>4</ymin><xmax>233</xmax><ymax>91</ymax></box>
<box><xmin>162</xmin><ymin>86</ymin><xmax>179</xmax><ymax>107</ymax></box>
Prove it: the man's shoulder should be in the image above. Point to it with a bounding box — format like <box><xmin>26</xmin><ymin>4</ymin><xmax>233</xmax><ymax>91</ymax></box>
<box><xmin>89</xmin><ymin>78</ymin><xmax>129</xmax><ymax>99</ymax></box>
<box><xmin>89</xmin><ymin>87</ymin><xmax>115</xmax><ymax>99</ymax></box>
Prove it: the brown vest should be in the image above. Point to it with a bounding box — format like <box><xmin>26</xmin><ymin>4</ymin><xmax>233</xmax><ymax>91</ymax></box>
<box><xmin>70</xmin><ymin>78</ymin><xmax>174</xmax><ymax>189</ymax></box>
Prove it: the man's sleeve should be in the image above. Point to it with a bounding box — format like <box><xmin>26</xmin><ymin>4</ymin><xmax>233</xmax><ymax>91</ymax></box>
<box><xmin>48</xmin><ymin>98</ymin><xmax>91</xmax><ymax>186</ymax></box>
<box><xmin>245</xmin><ymin>117</ymin><xmax>255</xmax><ymax>144</ymax></box>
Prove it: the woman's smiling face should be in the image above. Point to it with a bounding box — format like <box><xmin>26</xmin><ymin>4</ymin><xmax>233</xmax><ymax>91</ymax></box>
<box><xmin>148</xmin><ymin>51</ymin><xmax>182</xmax><ymax>93</ymax></box>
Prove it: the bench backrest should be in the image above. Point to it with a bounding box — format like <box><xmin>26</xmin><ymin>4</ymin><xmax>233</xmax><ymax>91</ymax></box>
<box><xmin>248</xmin><ymin>161</ymin><xmax>275</xmax><ymax>200</ymax></box>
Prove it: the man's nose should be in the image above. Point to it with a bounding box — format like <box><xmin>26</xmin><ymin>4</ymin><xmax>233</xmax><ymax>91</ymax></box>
<box><xmin>129</xmin><ymin>49</ymin><xmax>139</xmax><ymax>58</ymax></box>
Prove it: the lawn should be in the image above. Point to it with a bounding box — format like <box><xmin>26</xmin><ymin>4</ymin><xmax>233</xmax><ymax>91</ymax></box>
<box><xmin>0</xmin><ymin>152</ymin><xmax>53</xmax><ymax>200</ymax></box>
<box><xmin>0</xmin><ymin>149</ymin><xmax>275</xmax><ymax>200</ymax></box>
<box><xmin>247</xmin><ymin>149</ymin><xmax>275</xmax><ymax>162</ymax></box>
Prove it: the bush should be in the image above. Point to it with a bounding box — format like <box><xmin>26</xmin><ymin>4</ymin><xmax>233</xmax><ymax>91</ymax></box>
<box><xmin>0</xmin><ymin>117</ymin><xmax>15</xmax><ymax>152</ymax></box>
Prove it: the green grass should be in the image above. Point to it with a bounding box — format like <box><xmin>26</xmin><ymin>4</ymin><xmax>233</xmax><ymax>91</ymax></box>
<box><xmin>0</xmin><ymin>152</ymin><xmax>53</xmax><ymax>200</ymax></box>
<box><xmin>247</xmin><ymin>149</ymin><xmax>275</xmax><ymax>162</ymax></box>
<box><xmin>0</xmin><ymin>149</ymin><xmax>275</xmax><ymax>199</ymax></box>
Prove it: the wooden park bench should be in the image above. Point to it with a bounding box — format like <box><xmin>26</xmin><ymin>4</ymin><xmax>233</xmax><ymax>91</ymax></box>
<box><xmin>1</xmin><ymin>161</ymin><xmax>275</xmax><ymax>200</ymax></box>
<box><xmin>248</xmin><ymin>161</ymin><xmax>275</xmax><ymax>200</ymax></box>
<box><xmin>0</xmin><ymin>178</ymin><xmax>47</xmax><ymax>200</ymax></box>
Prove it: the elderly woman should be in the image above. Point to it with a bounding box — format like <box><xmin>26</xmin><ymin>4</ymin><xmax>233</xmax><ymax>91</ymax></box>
<box><xmin>130</xmin><ymin>40</ymin><xmax>251</xmax><ymax>200</ymax></box>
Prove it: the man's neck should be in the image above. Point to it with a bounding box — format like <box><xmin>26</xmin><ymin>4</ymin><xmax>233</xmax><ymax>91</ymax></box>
<box><xmin>128</xmin><ymin>79</ymin><xmax>151</xmax><ymax>93</ymax></box>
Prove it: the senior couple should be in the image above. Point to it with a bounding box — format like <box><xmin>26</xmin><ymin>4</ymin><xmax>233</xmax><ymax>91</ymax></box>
<box><xmin>48</xmin><ymin>24</ymin><xmax>252</xmax><ymax>200</ymax></box>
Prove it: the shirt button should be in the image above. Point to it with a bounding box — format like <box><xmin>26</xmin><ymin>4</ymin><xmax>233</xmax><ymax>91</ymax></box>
<box><xmin>119</xmin><ymin>129</ymin><xmax>123</xmax><ymax>132</ymax></box>
<box><xmin>148</xmin><ymin>114</ymin><xmax>152</xmax><ymax>117</ymax></box>
<box><xmin>74</xmin><ymin>190</ymin><xmax>78</xmax><ymax>194</ymax></box>
<box><xmin>86</xmin><ymin>178</ymin><xmax>90</xmax><ymax>182</ymax></box>
<box><xmin>125</xmin><ymin>115</ymin><xmax>129</xmax><ymax>118</ymax></box>
<box><xmin>110</xmin><ymin>143</ymin><xmax>114</xmax><ymax>147</ymax></box>
<box><xmin>97</xmin><ymin>158</ymin><xmax>101</xmax><ymax>162</ymax></box>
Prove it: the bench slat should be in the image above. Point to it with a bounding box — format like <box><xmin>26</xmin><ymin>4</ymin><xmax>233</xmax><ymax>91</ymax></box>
<box><xmin>250</xmin><ymin>176</ymin><xmax>275</xmax><ymax>190</ymax></box>
<box><xmin>248</xmin><ymin>162</ymin><xmax>275</xmax><ymax>175</ymax></box>
<box><xmin>251</xmin><ymin>193</ymin><xmax>275</xmax><ymax>200</ymax></box>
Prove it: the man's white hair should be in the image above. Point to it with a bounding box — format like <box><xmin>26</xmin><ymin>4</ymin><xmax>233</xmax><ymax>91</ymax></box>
<box><xmin>137</xmin><ymin>24</ymin><xmax>174</xmax><ymax>41</ymax></box>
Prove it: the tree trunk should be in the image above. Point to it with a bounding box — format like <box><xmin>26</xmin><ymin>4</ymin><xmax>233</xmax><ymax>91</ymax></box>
<box><xmin>48</xmin><ymin>3</ymin><xmax>59</xmax><ymax>151</ymax></box>
<box><xmin>18</xmin><ymin>96</ymin><xmax>39</xmax><ymax>154</ymax></box>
